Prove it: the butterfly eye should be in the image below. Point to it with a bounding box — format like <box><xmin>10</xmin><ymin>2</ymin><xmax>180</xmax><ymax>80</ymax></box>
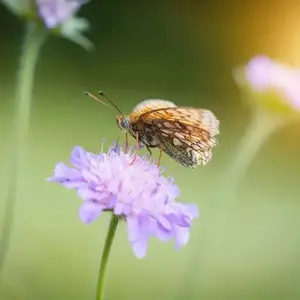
<box><xmin>121</xmin><ymin>118</ymin><xmax>130</xmax><ymax>128</ymax></box>
<box><xmin>116</xmin><ymin>117</ymin><xmax>130</xmax><ymax>130</ymax></box>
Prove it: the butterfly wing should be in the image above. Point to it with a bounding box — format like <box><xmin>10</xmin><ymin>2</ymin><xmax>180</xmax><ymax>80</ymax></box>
<box><xmin>132</xmin><ymin>99</ymin><xmax>177</xmax><ymax>114</ymax></box>
<box><xmin>138</xmin><ymin>106</ymin><xmax>219</xmax><ymax>167</ymax></box>
<box><xmin>140</xmin><ymin>107</ymin><xmax>219</xmax><ymax>136</ymax></box>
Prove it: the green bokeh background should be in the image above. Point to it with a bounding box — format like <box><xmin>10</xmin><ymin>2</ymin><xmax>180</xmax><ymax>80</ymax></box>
<box><xmin>0</xmin><ymin>1</ymin><xmax>300</xmax><ymax>299</ymax></box>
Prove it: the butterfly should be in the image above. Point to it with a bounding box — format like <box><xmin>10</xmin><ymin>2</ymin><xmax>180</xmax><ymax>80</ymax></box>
<box><xmin>85</xmin><ymin>91</ymin><xmax>220</xmax><ymax>168</ymax></box>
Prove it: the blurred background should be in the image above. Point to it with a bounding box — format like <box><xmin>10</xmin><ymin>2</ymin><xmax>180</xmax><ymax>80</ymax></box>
<box><xmin>0</xmin><ymin>0</ymin><xmax>300</xmax><ymax>299</ymax></box>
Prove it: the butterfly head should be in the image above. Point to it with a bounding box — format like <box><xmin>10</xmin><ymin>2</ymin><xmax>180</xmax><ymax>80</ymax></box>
<box><xmin>116</xmin><ymin>115</ymin><xmax>131</xmax><ymax>130</ymax></box>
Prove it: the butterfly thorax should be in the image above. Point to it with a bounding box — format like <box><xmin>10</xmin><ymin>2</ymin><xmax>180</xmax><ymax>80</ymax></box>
<box><xmin>116</xmin><ymin>114</ymin><xmax>160</xmax><ymax>148</ymax></box>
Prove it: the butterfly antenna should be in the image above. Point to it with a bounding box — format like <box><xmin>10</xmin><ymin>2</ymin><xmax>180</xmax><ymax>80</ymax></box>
<box><xmin>98</xmin><ymin>91</ymin><xmax>124</xmax><ymax>116</ymax></box>
<box><xmin>84</xmin><ymin>91</ymin><xmax>112</xmax><ymax>109</ymax></box>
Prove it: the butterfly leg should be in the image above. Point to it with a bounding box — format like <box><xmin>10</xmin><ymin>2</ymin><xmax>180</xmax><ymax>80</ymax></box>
<box><xmin>129</xmin><ymin>132</ymin><xmax>140</xmax><ymax>165</ymax></box>
<box><xmin>157</xmin><ymin>149</ymin><xmax>163</xmax><ymax>167</ymax></box>
<box><xmin>146</xmin><ymin>146</ymin><xmax>152</xmax><ymax>159</ymax></box>
<box><xmin>124</xmin><ymin>132</ymin><xmax>129</xmax><ymax>153</ymax></box>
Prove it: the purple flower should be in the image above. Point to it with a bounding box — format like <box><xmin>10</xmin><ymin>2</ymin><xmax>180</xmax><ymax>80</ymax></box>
<box><xmin>1</xmin><ymin>0</ymin><xmax>93</xmax><ymax>50</ymax></box>
<box><xmin>47</xmin><ymin>142</ymin><xmax>199</xmax><ymax>258</ymax></box>
<box><xmin>244</xmin><ymin>55</ymin><xmax>300</xmax><ymax>110</ymax></box>
<box><xmin>37</xmin><ymin>0</ymin><xmax>87</xmax><ymax>28</ymax></box>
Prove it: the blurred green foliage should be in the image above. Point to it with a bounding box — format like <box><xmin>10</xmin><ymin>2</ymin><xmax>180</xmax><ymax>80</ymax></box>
<box><xmin>0</xmin><ymin>0</ymin><xmax>299</xmax><ymax>299</ymax></box>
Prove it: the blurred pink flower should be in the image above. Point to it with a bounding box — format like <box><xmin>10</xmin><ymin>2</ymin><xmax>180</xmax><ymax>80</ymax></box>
<box><xmin>245</xmin><ymin>55</ymin><xmax>300</xmax><ymax>110</ymax></box>
<box><xmin>37</xmin><ymin>0</ymin><xmax>86</xmax><ymax>28</ymax></box>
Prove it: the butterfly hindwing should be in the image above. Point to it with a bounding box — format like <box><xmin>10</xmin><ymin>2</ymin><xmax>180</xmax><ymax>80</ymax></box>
<box><xmin>149</xmin><ymin>118</ymin><xmax>216</xmax><ymax>167</ymax></box>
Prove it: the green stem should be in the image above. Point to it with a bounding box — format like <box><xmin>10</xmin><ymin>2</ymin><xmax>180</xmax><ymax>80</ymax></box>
<box><xmin>96</xmin><ymin>215</ymin><xmax>119</xmax><ymax>300</ymax></box>
<box><xmin>0</xmin><ymin>22</ymin><xmax>46</xmax><ymax>279</ymax></box>
<box><xmin>216</xmin><ymin>108</ymin><xmax>284</xmax><ymax>211</ymax></box>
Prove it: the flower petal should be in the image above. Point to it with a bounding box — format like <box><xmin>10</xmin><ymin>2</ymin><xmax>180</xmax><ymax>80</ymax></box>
<box><xmin>246</xmin><ymin>55</ymin><xmax>273</xmax><ymax>91</ymax></box>
<box><xmin>37</xmin><ymin>0</ymin><xmax>83</xmax><ymax>28</ymax></box>
<box><xmin>179</xmin><ymin>203</ymin><xmax>200</xmax><ymax>219</ymax></box>
<box><xmin>131</xmin><ymin>238</ymin><xmax>149</xmax><ymax>259</ymax></box>
<box><xmin>127</xmin><ymin>217</ymin><xmax>150</xmax><ymax>259</ymax></box>
<box><xmin>79</xmin><ymin>201</ymin><xmax>103</xmax><ymax>224</ymax></box>
<box><xmin>174</xmin><ymin>227</ymin><xmax>190</xmax><ymax>249</ymax></box>
<box><xmin>47</xmin><ymin>162</ymin><xmax>84</xmax><ymax>188</ymax></box>
<box><xmin>70</xmin><ymin>146</ymin><xmax>88</xmax><ymax>168</ymax></box>
<box><xmin>237</xmin><ymin>55</ymin><xmax>300</xmax><ymax>113</ymax></box>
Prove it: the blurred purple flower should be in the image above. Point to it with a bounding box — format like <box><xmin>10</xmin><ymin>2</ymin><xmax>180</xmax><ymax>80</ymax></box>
<box><xmin>47</xmin><ymin>142</ymin><xmax>199</xmax><ymax>258</ymax></box>
<box><xmin>245</xmin><ymin>55</ymin><xmax>300</xmax><ymax>110</ymax></box>
<box><xmin>1</xmin><ymin>0</ymin><xmax>93</xmax><ymax>50</ymax></box>
<box><xmin>37</xmin><ymin>0</ymin><xmax>87</xmax><ymax>28</ymax></box>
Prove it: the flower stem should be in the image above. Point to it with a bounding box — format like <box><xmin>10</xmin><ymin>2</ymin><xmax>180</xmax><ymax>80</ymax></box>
<box><xmin>0</xmin><ymin>22</ymin><xmax>46</xmax><ymax>279</ymax></box>
<box><xmin>216</xmin><ymin>108</ymin><xmax>284</xmax><ymax>210</ymax></box>
<box><xmin>96</xmin><ymin>215</ymin><xmax>119</xmax><ymax>300</ymax></box>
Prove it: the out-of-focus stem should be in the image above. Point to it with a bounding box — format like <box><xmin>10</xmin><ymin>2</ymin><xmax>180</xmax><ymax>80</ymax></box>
<box><xmin>0</xmin><ymin>22</ymin><xmax>46</xmax><ymax>279</ymax></box>
<box><xmin>217</xmin><ymin>108</ymin><xmax>284</xmax><ymax>210</ymax></box>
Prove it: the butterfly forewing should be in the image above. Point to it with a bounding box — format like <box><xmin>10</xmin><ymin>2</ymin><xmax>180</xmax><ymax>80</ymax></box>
<box><xmin>140</xmin><ymin>107</ymin><xmax>219</xmax><ymax>136</ymax></box>
<box><xmin>129</xmin><ymin>100</ymin><xmax>219</xmax><ymax>168</ymax></box>
<box><xmin>132</xmin><ymin>99</ymin><xmax>177</xmax><ymax>114</ymax></box>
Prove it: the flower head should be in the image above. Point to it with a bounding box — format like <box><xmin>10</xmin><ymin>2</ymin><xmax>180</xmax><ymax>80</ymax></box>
<box><xmin>1</xmin><ymin>0</ymin><xmax>93</xmax><ymax>50</ymax></box>
<box><xmin>37</xmin><ymin>0</ymin><xmax>85</xmax><ymax>28</ymax></box>
<box><xmin>37</xmin><ymin>0</ymin><xmax>93</xmax><ymax>50</ymax></box>
<box><xmin>234</xmin><ymin>55</ymin><xmax>300</xmax><ymax>114</ymax></box>
<box><xmin>48</xmin><ymin>142</ymin><xmax>199</xmax><ymax>258</ymax></box>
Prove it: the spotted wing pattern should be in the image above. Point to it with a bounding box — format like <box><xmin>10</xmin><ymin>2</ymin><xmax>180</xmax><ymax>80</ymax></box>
<box><xmin>151</xmin><ymin>117</ymin><xmax>216</xmax><ymax>167</ymax></box>
<box><xmin>129</xmin><ymin>99</ymin><xmax>219</xmax><ymax>168</ymax></box>
<box><xmin>140</xmin><ymin>107</ymin><xmax>219</xmax><ymax>136</ymax></box>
